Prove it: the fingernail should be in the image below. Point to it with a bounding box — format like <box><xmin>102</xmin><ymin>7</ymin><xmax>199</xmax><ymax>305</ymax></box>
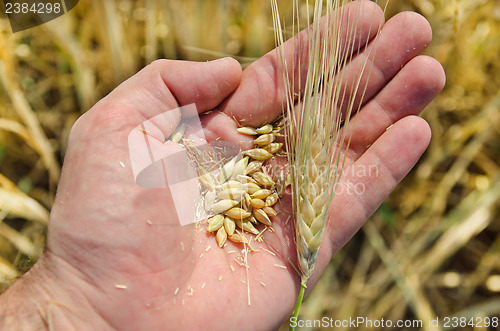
<box><xmin>211</xmin><ymin>57</ymin><xmax>233</xmax><ymax>62</ymax></box>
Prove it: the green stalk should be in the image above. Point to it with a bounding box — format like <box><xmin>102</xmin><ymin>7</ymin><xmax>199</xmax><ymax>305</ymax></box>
<box><xmin>290</xmin><ymin>281</ymin><xmax>307</xmax><ymax>331</ymax></box>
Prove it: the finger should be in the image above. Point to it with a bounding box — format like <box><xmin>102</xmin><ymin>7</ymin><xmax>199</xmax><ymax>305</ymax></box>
<box><xmin>326</xmin><ymin>116</ymin><xmax>431</xmax><ymax>252</ymax></box>
<box><xmin>221</xmin><ymin>0</ymin><xmax>385</xmax><ymax>126</ymax></box>
<box><xmin>336</xmin><ymin>11</ymin><xmax>434</xmax><ymax>116</ymax></box>
<box><xmin>199</xmin><ymin>110</ymin><xmax>255</xmax><ymax>149</ymax></box>
<box><xmin>76</xmin><ymin>58</ymin><xmax>242</xmax><ymax>140</ymax></box>
<box><xmin>346</xmin><ymin>55</ymin><xmax>446</xmax><ymax>158</ymax></box>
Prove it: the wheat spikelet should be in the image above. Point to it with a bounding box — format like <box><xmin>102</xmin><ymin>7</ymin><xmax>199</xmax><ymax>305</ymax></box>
<box><xmin>274</xmin><ymin>0</ymin><xmax>386</xmax><ymax>283</ymax></box>
<box><xmin>294</xmin><ymin>128</ymin><xmax>332</xmax><ymax>281</ymax></box>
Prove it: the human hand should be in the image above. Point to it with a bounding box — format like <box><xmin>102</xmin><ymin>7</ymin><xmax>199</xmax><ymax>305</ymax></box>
<box><xmin>0</xmin><ymin>2</ymin><xmax>445</xmax><ymax>330</ymax></box>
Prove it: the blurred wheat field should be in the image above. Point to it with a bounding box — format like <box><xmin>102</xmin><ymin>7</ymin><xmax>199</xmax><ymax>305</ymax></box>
<box><xmin>0</xmin><ymin>0</ymin><xmax>499</xmax><ymax>330</ymax></box>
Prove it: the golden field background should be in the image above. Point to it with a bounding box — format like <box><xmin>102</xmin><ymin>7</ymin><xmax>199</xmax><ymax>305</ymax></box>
<box><xmin>0</xmin><ymin>0</ymin><xmax>499</xmax><ymax>330</ymax></box>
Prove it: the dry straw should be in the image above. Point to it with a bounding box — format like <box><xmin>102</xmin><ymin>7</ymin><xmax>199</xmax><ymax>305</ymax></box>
<box><xmin>271</xmin><ymin>0</ymin><xmax>387</xmax><ymax>327</ymax></box>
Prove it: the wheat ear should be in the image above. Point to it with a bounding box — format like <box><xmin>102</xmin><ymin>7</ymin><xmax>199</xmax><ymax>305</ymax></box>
<box><xmin>272</xmin><ymin>0</ymin><xmax>387</xmax><ymax>327</ymax></box>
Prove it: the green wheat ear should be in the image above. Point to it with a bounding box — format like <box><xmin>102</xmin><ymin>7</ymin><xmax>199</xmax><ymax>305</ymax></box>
<box><xmin>271</xmin><ymin>0</ymin><xmax>388</xmax><ymax>329</ymax></box>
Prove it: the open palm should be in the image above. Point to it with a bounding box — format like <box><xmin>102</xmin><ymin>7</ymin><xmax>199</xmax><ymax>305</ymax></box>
<box><xmin>33</xmin><ymin>2</ymin><xmax>445</xmax><ymax>330</ymax></box>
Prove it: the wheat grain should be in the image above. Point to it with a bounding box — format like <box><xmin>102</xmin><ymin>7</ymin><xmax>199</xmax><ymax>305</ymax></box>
<box><xmin>207</xmin><ymin>214</ymin><xmax>224</xmax><ymax>232</ymax></box>
<box><xmin>199</xmin><ymin>172</ymin><xmax>216</xmax><ymax>191</ymax></box>
<box><xmin>254</xmin><ymin>133</ymin><xmax>275</xmax><ymax>146</ymax></box>
<box><xmin>219</xmin><ymin>156</ymin><xmax>237</xmax><ymax>183</ymax></box>
<box><xmin>264</xmin><ymin>192</ymin><xmax>279</xmax><ymax>207</ymax></box>
<box><xmin>237</xmin><ymin>127</ymin><xmax>259</xmax><ymax>135</ymax></box>
<box><xmin>230</xmin><ymin>156</ymin><xmax>249</xmax><ymax>180</ymax></box>
<box><xmin>241</xmin><ymin>193</ymin><xmax>252</xmax><ymax>211</ymax></box>
<box><xmin>246</xmin><ymin>215</ymin><xmax>259</xmax><ymax>224</ymax></box>
<box><xmin>243</xmin><ymin>160</ymin><xmax>264</xmax><ymax>175</ymax></box>
<box><xmin>251</xmin><ymin>189</ymin><xmax>272</xmax><ymax>200</ymax></box>
<box><xmin>228</xmin><ymin>233</ymin><xmax>249</xmax><ymax>244</ymax></box>
<box><xmin>250</xmin><ymin>198</ymin><xmax>265</xmax><ymax>209</ymax></box>
<box><xmin>220</xmin><ymin>180</ymin><xmax>243</xmax><ymax>190</ymax></box>
<box><xmin>263</xmin><ymin>206</ymin><xmax>278</xmax><ymax>217</ymax></box>
<box><xmin>224</xmin><ymin>217</ymin><xmax>236</xmax><ymax>236</ymax></box>
<box><xmin>225</xmin><ymin>207</ymin><xmax>251</xmax><ymax>220</ymax></box>
<box><xmin>263</xmin><ymin>143</ymin><xmax>283</xmax><ymax>154</ymax></box>
<box><xmin>210</xmin><ymin>200</ymin><xmax>239</xmax><ymax>214</ymax></box>
<box><xmin>235</xmin><ymin>218</ymin><xmax>260</xmax><ymax>235</ymax></box>
<box><xmin>242</xmin><ymin>148</ymin><xmax>273</xmax><ymax>160</ymax></box>
<box><xmin>253</xmin><ymin>208</ymin><xmax>273</xmax><ymax>226</ymax></box>
<box><xmin>216</xmin><ymin>227</ymin><xmax>227</xmax><ymax>248</ymax></box>
<box><xmin>237</xmin><ymin>175</ymin><xmax>259</xmax><ymax>185</ymax></box>
<box><xmin>252</xmin><ymin>172</ymin><xmax>275</xmax><ymax>187</ymax></box>
<box><xmin>256</xmin><ymin>124</ymin><xmax>273</xmax><ymax>134</ymax></box>
<box><xmin>241</xmin><ymin>182</ymin><xmax>261</xmax><ymax>195</ymax></box>
<box><xmin>217</xmin><ymin>188</ymin><xmax>246</xmax><ymax>201</ymax></box>
<box><xmin>170</xmin><ymin>122</ymin><xmax>186</xmax><ymax>143</ymax></box>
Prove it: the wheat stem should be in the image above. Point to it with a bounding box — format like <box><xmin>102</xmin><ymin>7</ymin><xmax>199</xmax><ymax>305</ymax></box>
<box><xmin>290</xmin><ymin>282</ymin><xmax>307</xmax><ymax>331</ymax></box>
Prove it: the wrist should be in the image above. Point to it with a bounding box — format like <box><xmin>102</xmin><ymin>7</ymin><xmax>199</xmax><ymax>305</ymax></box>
<box><xmin>0</xmin><ymin>253</ymin><xmax>110</xmax><ymax>330</ymax></box>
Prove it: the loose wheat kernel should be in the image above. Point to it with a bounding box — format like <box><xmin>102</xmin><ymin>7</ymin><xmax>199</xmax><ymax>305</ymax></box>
<box><xmin>253</xmin><ymin>208</ymin><xmax>273</xmax><ymax>226</ymax></box>
<box><xmin>244</xmin><ymin>160</ymin><xmax>264</xmax><ymax>175</ymax></box>
<box><xmin>217</xmin><ymin>188</ymin><xmax>246</xmax><ymax>201</ymax></box>
<box><xmin>256</xmin><ymin>123</ymin><xmax>273</xmax><ymax>134</ymax></box>
<box><xmin>210</xmin><ymin>200</ymin><xmax>239</xmax><ymax>214</ymax></box>
<box><xmin>225</xmin><ymin>207</ymin><xmax>252</xmax><ymax>220</ymax></box>
<box><xmin>241</xmin><ymin>182</ymin><xmax>261</xmax><ymax>195</ymax></box>
<box><xmin>264</xmin><ymin>142</ymin><xmax>283</xmax><ymax>154</ymax></box>
<box><xmin>228</xmin><ymin>233</ymin><xmax>249</xmax><ymax>243</ymax></box>
<box><xmin>170</xmin><ymin>122</ymin><xmax>186</xmax><ymax>143</ymax></box>
<box><xmin>207</xmin><ymin>215</ymin><xmax>224</xmax><ymax>232</ymax></box>
<box><xmin>224</xmin><ymin>217</ymin><xmax>236</xmax><ymax>236</ymax></box>
<box><xmin>253</xmin><ymin>172</ymin><xmax>275</xmax><ymax>187</ymax></box>
<box><xmin>237</xmin><ymin>127</ymin><xmax>259</xmax><ymax>135</ymax></box>
<box><xmin>250</xmin><ymin>198</ymin><xmax>265</xmax><ymax>209</ymax></box>
<box><xmin>265</xmin><ymin>193</ymin><xmax>279</xmax><ymax>207</ymax></box>
<box><xmin>221</xmin><ymin>180</ymin><xmax>243</xmax><ymax>189</ymax></box>
<box><xmin>235</xmin><ymin>218</ymin><xmax>259</xmax><ymax>235</ymax></box>
<box><xmin>242</xmin><ymin>148</ymin><xmax>273</xmax><ymax>161</ymax></box>
<box><xmin>242</xmin><ymin>193</ymin><xmax>252</xmax><ymax>211</ymax></box>
<box><xmin>251</xmin><ymin>189</ymin><xmax>272</xmax><ymax>199</ymax></box>
<box><xmin>263</xmin><ymin>206</ymin><xmax>278</xmax><ymax>217</ymax></box>
<box><xmin>254</xmin><ymin>133</ymin><xmax>275</xmax><ymax>146</ymax></box>
<box><xmin>238</xmin><ymin>176</ymin><xmax>259</xmax><ymax>188</ymax></box>
<box><xmin>216</xmin><ymin>227</ymin><xmax>227</xmax><ymax>248</ymax></box>
<box><xmin>199</xmin><ymin>173</ymin><xmax>216</xmax><ymax>191</ymax></box>
<box><xmin>231</xmin><ymin>157</ymin><xmax>249</xmax><ymax>180</ymax></box>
